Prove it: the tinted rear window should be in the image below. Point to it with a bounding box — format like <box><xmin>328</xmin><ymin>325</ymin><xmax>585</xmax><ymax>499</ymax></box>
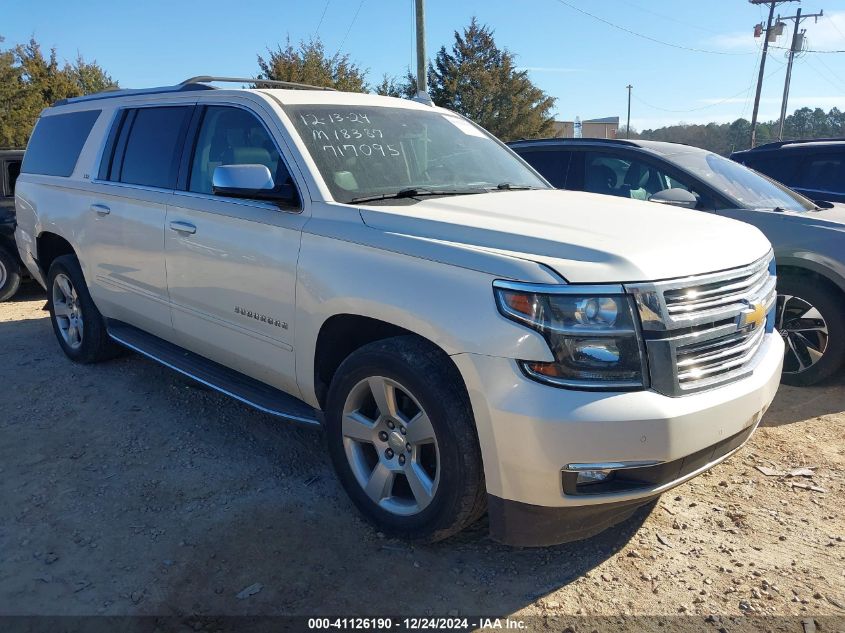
<box><xmin>118</xmin><ymin>107</ymin><xmax>192</xmax><ymax>189</ymax></box>
<box><xmin>21</xmin><ymin>110</ymin><xmax>101</xmax><ymax>177</ymax></box>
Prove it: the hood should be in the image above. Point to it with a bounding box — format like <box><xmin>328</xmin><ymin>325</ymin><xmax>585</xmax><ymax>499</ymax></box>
<box><xmin>358</xmin><ymin>189</ymin><xmax>772</xmax><ymax>283</ymax></box>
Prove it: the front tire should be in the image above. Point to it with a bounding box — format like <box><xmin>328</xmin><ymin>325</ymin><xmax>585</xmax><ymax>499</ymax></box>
<box><xmin>325</xmin><ymin>336</ymin><xmax>486</xmax><ymax>542</ymax></box>
<box><xmin>47</xmin><ymin>255</ymin><xmax>122</xmax><ymax>363</ymax></box>
<box><xmin>776</xmin><ymin>273</ymin><xmax>845</xmax><ymax>386</ymax></box>
<box><xmin>0</xmin><ymin>247</ymin><xmax>22</xmax><ymax>302</ymax></box>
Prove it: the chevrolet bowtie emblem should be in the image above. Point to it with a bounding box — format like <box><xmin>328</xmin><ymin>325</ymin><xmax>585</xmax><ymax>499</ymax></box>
<box><xmin>740</xmin><ymin>301</ymin><xmax>766</xmax><ymax>330</ymax></box>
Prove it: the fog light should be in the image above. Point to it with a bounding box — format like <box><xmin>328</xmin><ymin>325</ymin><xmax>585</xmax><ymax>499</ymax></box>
<box><xmin>576</xmin><ymin>469</ymin><xmax>613</xmax><ymax>485</ymax></box>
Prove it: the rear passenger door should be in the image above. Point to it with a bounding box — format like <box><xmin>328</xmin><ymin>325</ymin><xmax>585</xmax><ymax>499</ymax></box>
<box><xmin>85</xmin><ymin>105</ymin><xmax>193</xmax><ymax>338</ymax></box>
<box><xmin>164</xmin><ymin>103</ymin><xmax>307</xmax><ymax>396</ymax></box>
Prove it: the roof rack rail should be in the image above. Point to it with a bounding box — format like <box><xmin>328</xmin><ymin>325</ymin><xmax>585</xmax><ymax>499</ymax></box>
<box><xmin>51</xmin><ymin>75</ymin><xmax>336</xmax><ymax>107</ymax></box>
<box><xmin>743</xmin><ymin>137</ymin><xmax>845</xmax><ymax>151</ymax></box>
<box><xmin>509</xmin><ymin>137</ymin><xmax>640</xmax><ymax>147</ymax></box>
<box><xmin>181</xmin><ymin>76</ymin><xmax>336</xmax><ymax>91</ymax></box>
<box><xmin>52</xmin><ymin>83</ymin><xmax>215</xmax><ymax>107</ymax></box>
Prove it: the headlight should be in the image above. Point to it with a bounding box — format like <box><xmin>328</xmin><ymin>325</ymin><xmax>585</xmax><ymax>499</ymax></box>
<box><xmin>494</xmin><ymin>281</ymin><xmax>647</xmax><ymax>390</ymax></box>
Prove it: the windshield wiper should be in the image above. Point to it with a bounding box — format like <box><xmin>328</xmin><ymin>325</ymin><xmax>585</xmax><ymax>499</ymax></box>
<box><xmin>494</xmin><ymin>182</ymin><xmax>535</xmax><ymax>191</ymax></box>
<box><xmin>349</xmin><ymin>187</ymin><xmax>484</xmax><ymax>204</ymax></box>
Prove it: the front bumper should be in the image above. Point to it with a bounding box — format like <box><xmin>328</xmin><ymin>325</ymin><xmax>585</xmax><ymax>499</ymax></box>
<box><xmin>451</xmin><ymin>332</ymin><xmax>784</xmax><ymax>546</ymax></box>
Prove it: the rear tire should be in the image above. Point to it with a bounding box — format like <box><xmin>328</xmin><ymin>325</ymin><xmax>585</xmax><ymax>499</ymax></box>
<box><xmin>776</xmin><ymin>273</ymin><xmax>845</xmax><ymax>386</ymax></box>
<box><xmin>47</xmin><ymin>255</ymin><xmax>122</xmax><ymax>363</ymax></box>
<box><xmin>325</xmin><ymin>336</ymin><xmax>486</xmax><ymax>542</ymax></box>
<box><xmin>0</xmin><ymin>247</ymin><xmax>22</xmax><ymax>302</ymax></box>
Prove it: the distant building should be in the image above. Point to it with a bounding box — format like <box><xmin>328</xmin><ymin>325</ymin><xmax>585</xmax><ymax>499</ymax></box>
<box><xmin>551</xmin><ymin>116</ymin><xmax>619</xmax><ymax>139</ymax></box>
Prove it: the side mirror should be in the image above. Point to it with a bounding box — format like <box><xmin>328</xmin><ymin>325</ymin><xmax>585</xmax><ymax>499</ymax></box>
<box><xmin>212</xmin><ymin>164</ymin><xmax>299</xmax><ymax>207</ymax></box>
<box><xmin>648</xmin><ymin>187</ymin><xmax>699</xmax><ymax>209</ymax></box>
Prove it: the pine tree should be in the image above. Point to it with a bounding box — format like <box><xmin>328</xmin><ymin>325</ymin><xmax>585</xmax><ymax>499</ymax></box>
<box><xmin>0</xmin><ymin>37</ymin><xmax>116</xmax><ymax>148</ymax></box>
<box><xmin>257</xmin><ymin>38</ymin><xmax>368</xmax><ymax>92</ymax></box>
<box><xmin>427</xmin><ymin>18</ymin><xmax>556</xmax><ymax>141</ymax></box>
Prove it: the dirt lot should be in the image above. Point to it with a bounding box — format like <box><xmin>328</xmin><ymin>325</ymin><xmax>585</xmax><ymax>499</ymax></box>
<box><xmin>1</xmin><ymin>285</ymin><xmax>844</xmax><ymax>628</ymax></box>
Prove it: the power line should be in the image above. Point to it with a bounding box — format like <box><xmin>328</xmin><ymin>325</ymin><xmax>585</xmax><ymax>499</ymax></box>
<box><xmin>335</xmin><ymin>0</ymin><xmax>365</xmax><ymax>57</ymax></box>
<box><xmin>549</xmin><ymin>0</ymin><xmax>756</xmax><ymax>55</ymax></box>
<box><xmin>314</xmin><ymin>1</ymin><xmax>330</xmax><ymax>37</ymax></box>
<box><xmin>614</xmin><ymin>0</ymin><xmax>723</xmax><ymax>35</ymax></box>
<box><xmin>631</xmin><ymin>64</ymin><xmax>783</xmax><ymax>114</ymax></box>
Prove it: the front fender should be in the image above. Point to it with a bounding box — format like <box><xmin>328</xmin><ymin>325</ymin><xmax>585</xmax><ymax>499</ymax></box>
<box><xmin>293</xmin><ymin>231</ymin><xmax>554</xmax><ymax>407</ymax></box>
<box><xmin>776</xmin><ymin>250</ymin><xmax>845</xmax><ymax>295</ymax></box>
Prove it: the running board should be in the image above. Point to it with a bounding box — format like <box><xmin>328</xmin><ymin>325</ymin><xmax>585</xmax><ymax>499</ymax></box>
<box><xmin>107</xmin><ymin>320</ymin><xmax>320</xmax><ymax>426</ymax></box>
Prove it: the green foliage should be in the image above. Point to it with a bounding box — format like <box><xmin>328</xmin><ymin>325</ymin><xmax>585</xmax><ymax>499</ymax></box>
<box><xmin>635</xmin><ymin>107</ymin><xmax>845</xmax><ymax>155</ymax></box>
<box><xmin>257</xmin><ymin>38</ymin><xmax>368</xmax><ymax>92</ymax></box>
<box><xmin>0</xmin><ymin>36</ymin><xmax>117</xmax><ymax>148</ymax></box>
<box><xmin>425</xmin><ymin>18</ymin><xmax>556</xmax><ymax>141</ymax></box>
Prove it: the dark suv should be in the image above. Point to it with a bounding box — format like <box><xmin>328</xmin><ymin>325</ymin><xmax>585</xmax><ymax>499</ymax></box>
<box><xmin>1</xmin><ymin>149</ymin><xmax>25</xmax><ymax>301</ymax></box>
<box><xmin>509</xmin><ymin>137</ymin><xmax>845</xmax><ymax>386</ymax></box>
<box><xmin>731</xmin><ymin>139</ymin><xmax>845</xmax><ymax>204</ymax></box>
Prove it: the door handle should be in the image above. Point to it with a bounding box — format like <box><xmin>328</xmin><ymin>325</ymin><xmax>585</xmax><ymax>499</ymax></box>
<box><xmin>91</xmin><ymin>203</ymin><xmax>110</xmax><ymax>216</ymax></box>
<box><xmin>169</xmin><ymin>220</ymin><xmax>197</xmax><ymax>235</ymax></box>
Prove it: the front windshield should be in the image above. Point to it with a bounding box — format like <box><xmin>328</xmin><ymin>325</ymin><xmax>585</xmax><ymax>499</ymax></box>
<box><xmin>283</xmin><ymin>104</ymin><xmax>548</xmax><ymax>203</ymax></box>
<box><xmin>672</xmin><ymin>151</ymin><xmax>815</xmax><ymax>212</ymax></box>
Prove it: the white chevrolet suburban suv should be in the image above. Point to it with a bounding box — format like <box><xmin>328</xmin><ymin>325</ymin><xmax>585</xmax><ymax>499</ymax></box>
<box><xmin>15</xmin><ymin>77</ymin><xmax>784</xmax><ymax>546</ymax></box>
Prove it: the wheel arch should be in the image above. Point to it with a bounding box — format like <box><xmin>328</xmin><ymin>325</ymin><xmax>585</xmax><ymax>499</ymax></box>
<box><xmin>36</xmin><ymin>231</ymin><xmax>77</xmax><ymax>280</ymax></box>
<box><xmin>311</xmin><ymin>313</ymin><xmax>468</xmax><ymax>411</ymax></box>
<box><xmin>776</xmin><ymin>257</ymin><xmax>845</xmax><ymax>299</ymax></box>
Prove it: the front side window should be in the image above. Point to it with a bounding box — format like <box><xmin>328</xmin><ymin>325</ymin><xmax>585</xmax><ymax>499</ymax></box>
<box><xmin>283</xmin><ymin>104</ymin><xmax>547</xmax><ymax>203</ymax></box>
<box><xmin>118</xmin><ymin>107</ymin><xmax>192</xmax><ymax>189</ymax></box>
<box><xmin>584</xmin><ymin>152</ymin><xmax>690</xmax><ymax>201</ymax></box>
<box><xmin>22</xmin><ymin>110</ymin><xmax>101</xmax><ymax>177</ymax></box>
<box><xmin>189</xmin><ymin>106</ymin><xmax>291</xmax><ymax>196</ymax></box>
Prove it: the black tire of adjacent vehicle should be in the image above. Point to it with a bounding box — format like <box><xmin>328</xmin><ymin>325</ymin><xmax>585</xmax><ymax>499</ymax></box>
<box><xmin>47</xmin><ymin>255</ymin><xmax>122</xmax><ymax>363</ymax></box>
<box><xmin>778</xmin><ymin>273</ymin><xmax>845</xmax><ymax>386</ymax></box>
<box><xmin>325</xmin><ymin>336</ymin><xmax>487</xmax><ymax>542</ymax></box>
<box><xmin>0</xmin><ymin>247</ymin><xmax>22</xmax><ymax>302</ymax></box>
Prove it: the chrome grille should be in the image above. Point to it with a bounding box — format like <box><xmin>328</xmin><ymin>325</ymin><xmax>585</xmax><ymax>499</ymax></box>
<box><xmin>663</xmin><ymin>263</ymin><xmax>771</xmax><ymax>320</ymax></box>
<box><xmin>626</xmin><ymin>252</ymin><xmax>776</xmax><ymax>396</ymax></box>
<box><xmin>676</xmin><ymin>325</ymin><xmax>766</xmax><ymax>387</ymax></box>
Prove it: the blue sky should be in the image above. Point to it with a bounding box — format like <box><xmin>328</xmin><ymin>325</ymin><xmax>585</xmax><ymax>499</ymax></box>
<box><xmin>3</xmin><ymin>0</ymin><xmax>845</xmax><ymax>130</ymax></box>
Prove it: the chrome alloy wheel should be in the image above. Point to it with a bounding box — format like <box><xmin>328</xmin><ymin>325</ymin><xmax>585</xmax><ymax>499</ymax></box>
<box><xmin>52</xmin><ymin>273</ymin><xmax>84</xmax><ymax>349</ymax></box>
<box><xmin>341</xmin><ymin>376</ymin><xmax>440</xmax><ymax>516</ymax></box>
<box><xmin>0</xmin><ymin>256</ymin><xmax>7</xmax><ymax>289</ymax></box>
<box><xmin>776</xmin><ymin>293</ymin><xmax>829</xmax><ymax>375</ymax></box>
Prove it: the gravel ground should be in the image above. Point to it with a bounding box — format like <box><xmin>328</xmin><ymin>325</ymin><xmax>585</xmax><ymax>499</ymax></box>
<box><xmin>1</xmin><ymin>285</ymin><xmax>844</xmax><ymax>628</ymax></box>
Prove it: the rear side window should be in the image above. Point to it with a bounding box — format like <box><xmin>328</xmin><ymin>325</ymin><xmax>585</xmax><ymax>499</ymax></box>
<box><xmin>517</xmin><ymin>149</ymin><xmax>571</xmax><ymax>188</ymax></box>
<box><xmin>7</xmin><ymin>161</ymin><xmax>21</xmax><ymax>196</ymax></box>
<box><xmin>799</xmin><ymin>155</ymin><xmax>845</xmax><ymax>193</ymax></box>
<box><xmin>21</xmin><ymin>110</ymin><xmax>101</xmax><ymax>177</ymax></box>
<box><xmin>741</xmin><ymin>154</ymin><xmax>801</xmax><ymax>185</ymax></box>
<box><xmin>115</xmin><ymin>107</ymin><xmax>192</xmax><ymax>189</ymax></box>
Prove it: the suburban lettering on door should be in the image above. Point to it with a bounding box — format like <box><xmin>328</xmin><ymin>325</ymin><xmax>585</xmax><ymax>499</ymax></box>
<box><xmin>234</xmin><ymin>306</ymin><xmax>288</xmax><ymax>329</ymax></box>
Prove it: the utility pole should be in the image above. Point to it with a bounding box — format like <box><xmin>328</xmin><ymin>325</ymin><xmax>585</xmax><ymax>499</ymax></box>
<box><xmin>748</xmin><ymin>0</ymin><xmax>798</xmax><ymax>148</ymax></box>
<box><xmin>777</xmin><ymin>8</ymin><xmax>824</xmax><ymax>139</ymax></box>
<box><xmin>414</xmin><ymin>0</ymin><xmax>428</xmax><ymax>99</ymax></box>
<box><xmin>626</xmin><ymin>85</ymin><xmax>633</xmax><ymax>139</ymax></box>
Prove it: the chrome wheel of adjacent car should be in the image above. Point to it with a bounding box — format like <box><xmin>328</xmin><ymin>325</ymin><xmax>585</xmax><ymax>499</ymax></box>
<box><xmin>341</xmin><ymin>375</ymin><xmax>440</xmax><ymax>516</ymax></box>
<box><xmin>52</xmin><ymin>272</ymin><xmax>84</xmax><ymax>350</ymax></box>
<box><xmin>776</xmin><ymin>293</ymin><xmax>828</xmax><ymax>375</ymax></box>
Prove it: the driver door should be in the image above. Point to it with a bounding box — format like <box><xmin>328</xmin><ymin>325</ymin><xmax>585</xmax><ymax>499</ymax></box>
<box><xmin>165</xmin><ymin>104</ymin><xmax>308</xmax><ymax>396</ymax></box>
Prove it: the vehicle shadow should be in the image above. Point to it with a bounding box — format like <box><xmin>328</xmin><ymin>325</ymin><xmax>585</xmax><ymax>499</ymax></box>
<box><xmin>151</xmin><ymin>482</ymin><xmax>652</xmax><ymax>618</ymax></box>
<box><xmin>5</xmin><ymin>281</ymin><xmax>46</xmax><ymax>303</ymax></box>
<box><xmin>762</xmin><ymin>372</ymin><xmax>845</xmax><ymax>427</ymax></box>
